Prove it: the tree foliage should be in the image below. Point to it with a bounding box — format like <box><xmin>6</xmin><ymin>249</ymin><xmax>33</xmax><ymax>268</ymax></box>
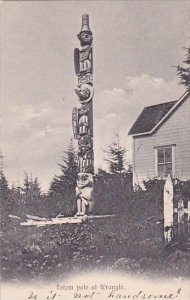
<box><xmin>49</xmin><ymin>139</ymin><xmax>78</xmax><ymax>216</ymax></box>
<box><xmin>104</xmin><ymin>134</ymin><xmax>132</xmax><ymax>174</ymax></box>
<box><xmin>14</xmin><ymin>173</ymin><xmax>42</xmax><ymax>216</ymax></box>
<box><xmin>22</xmin><ymin>173</ymin><xmax>41</xmax><ymax>206</ymax></box>
<box><xmin>0</xmin><ymin>153</ymin><xmax>11</xmax><ymax>229</ymax></box>
<box><xmin>94</xmin><ymin>169</ymin><xmax>133</xmax><ymax>215</ymax></box>
<box><xmin>176</xmin><ymin>47</ymin><xmax>190</xmax><ymax>91</ymax></box>
<box><xmin>0</xmin><ymin>158</ymin><xmax>9</xmax><ymax>202</ymax></box>
<box><xmin>3</xmin><ymin>179</ymin><xmax>190</xmax><ymax>282</ymax></box>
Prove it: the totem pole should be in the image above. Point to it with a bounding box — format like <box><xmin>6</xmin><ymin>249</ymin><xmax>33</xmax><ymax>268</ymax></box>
<box><xmin>72</xmin><ymin>14</ymin><xmax>94</xmax><ymax>216</ymax></box>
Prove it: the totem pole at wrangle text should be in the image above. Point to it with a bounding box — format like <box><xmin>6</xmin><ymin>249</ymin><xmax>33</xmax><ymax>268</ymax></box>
<box><xmin>72</xmin><ymin>15</ymin><xmax>94</xmax><ymax>216</ymax></box>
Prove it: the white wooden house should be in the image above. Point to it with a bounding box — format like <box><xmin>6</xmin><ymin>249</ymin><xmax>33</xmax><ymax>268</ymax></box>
<box><xmin>128</xmin><ymin>91</ymin><xmax>190</xmax><ymax>186</ymax></box>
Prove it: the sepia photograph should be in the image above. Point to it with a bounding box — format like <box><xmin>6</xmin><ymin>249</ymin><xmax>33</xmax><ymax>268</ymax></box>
<box><xmin>1</xmin><ymin>1</ymin><xmax>190</xmax><ymax>299</ymax></box>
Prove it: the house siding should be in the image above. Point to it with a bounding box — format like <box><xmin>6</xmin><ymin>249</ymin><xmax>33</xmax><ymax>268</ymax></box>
<box><xmin>133</xmin><ymin>95</ymin><xmax>190</xmax><ymax>186</ymax></box>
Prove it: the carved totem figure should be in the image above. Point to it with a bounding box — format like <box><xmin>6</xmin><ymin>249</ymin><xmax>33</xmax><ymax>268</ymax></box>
<box><xmin>75</xmin><ymin>173</ymin><xmax>94</xmax><ymax>216</ymax></box>
<box><xmin>73</xmin><ymin>15</ymin><xmax>94</xmax><ymax>216</ymax></box>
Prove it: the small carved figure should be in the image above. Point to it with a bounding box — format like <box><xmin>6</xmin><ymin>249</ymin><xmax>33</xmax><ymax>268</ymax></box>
<box><xmin>75</xmin><ymin>84</ymin><xmax>93</xmax><ymax>103</ymax></box>
<box><xmin>74</xmin><ymin>46</ymin><xmax>92</xmax><ymax>76</ymax></box>
<box><xmin>77</xmin><ymin>15</ymin><xmax>93</xmax><ymax>46</ymax></box>
<box><xmin>78</xmin><ymin>104</ymin><xmax>90</xmax><ymax>115</ymax></box>
<box><xmin>78</xmin><ymin>135</ymin><xmax>93</xmax><ymax>155</ymax></box>
<box><xmin>78</xmin><ymin>150</ymin><xmax>94</xmax><ymax>174</ymax></box>
<box><xmin>80</xmin><ymin>45</ymin><xmax>92</xmax><ymax>62</ymax></box>
<box><xmin>79</xmin><ymin>115</ymin><xmax>88</xmax><ymax>135</ymax></box>
<box><xmin>75</xmin><ymin>173</ymin><xmax>94</xmax><ymax>216</ymax></box>
<box><xmin>84</xmin><ymin>149</ymin><xmax>94</xmax><ymax>173</ymax></box>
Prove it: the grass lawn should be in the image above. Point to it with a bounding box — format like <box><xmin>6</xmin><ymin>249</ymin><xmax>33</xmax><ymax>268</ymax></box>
<box><xmin>1</xmin><ymin>214</ymin><xmax>190</xmax><ymax>282</ymax></box>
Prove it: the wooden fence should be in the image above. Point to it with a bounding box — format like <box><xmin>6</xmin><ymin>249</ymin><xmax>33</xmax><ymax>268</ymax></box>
<box><xmin>164</xmin><ymin>174</ymin><xmax>190</xmax><ymax>244</ymax></box>
<box><xmin>173</xmin><ymin>197</ymin><xmax>190</xmax><ymax>243</ymax></box>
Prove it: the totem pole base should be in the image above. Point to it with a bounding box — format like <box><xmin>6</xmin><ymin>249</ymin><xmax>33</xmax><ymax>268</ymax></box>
<box><xmin>20</xmin><ymin>214</ymin><xmax>115</xmax><ymax>227</ymax></box>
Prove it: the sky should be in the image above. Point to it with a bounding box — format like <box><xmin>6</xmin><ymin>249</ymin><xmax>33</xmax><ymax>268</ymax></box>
<box><xmin>1</xmin><ymin>1</ymin><xmax>189</xmax><ymax>191</ymax></box>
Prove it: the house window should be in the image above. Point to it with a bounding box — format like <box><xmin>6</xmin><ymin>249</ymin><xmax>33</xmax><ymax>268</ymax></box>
<box><xmin>155</xmin><ymin>146</ymin><xmax>175</xmax><ymax>177</ymax></box>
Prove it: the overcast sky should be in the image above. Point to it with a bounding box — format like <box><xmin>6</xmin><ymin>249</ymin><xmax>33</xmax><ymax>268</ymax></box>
<box><xmin>1</xmin><ymin>1</ymin><xmax>189</xmax><ymax>191</ymax></box>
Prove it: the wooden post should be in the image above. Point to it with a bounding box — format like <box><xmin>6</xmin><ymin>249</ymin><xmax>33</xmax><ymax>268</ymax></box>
<box><xmin>163</xmin><ymin>174</ymin><xmax>174</xmax><ymax>243</ymax></box>
<box><xmin>174</xmin><ymin>198</ymin><xmax>190</xmax><ymax>243</ymax></box>
<box><xmin>177</xmin><ymin>199</ymin><xmax>185</xmax><ymax>243</ymax></box>
<box><xmin>165</xmin><ymin>177</ymin><xmax>190</xmax><ymax>244</ymax></box>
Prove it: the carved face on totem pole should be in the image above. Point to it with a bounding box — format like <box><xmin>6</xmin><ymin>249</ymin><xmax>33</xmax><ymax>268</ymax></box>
<box><xmin>75</xmin><ymin>84</ymin><xmax>93</xmax><ymax>104</ymax></box>
<box><xmin>78</xmin><ymin>149</ymin><xmax>94</xmax><ymax>174</ymax></box>
<box><xmin>78</xmin><ymin>115</ymin><xmax>88</xmax><ymax>135</ymax></box>
<box><xmin>75</xmin><ymin>172</ymin><xmax>94</xmax><ymax>216</ymax></box>
<box><xmin>77</xmin><ymin>14</ymin><xmax>93</xmax><ymax>51</ymax></box>
<box><xmin>78</xmin><ymin>135</ymin><xmax>93</xmax><ymax>155</ymax></box>
<box><xmin>77</xmin><ymin>173</ymin><xmax>93</xmax><ymax>189</ymax></box>
<box><xmin>79</xmin><ymin>104</ymin><xmax>90</xmax><ymax>115</ymax></box>
<box><xmin>77</xmin><ymin>31</ymin><xmax>93</xmax><ymax>47</ymax></box>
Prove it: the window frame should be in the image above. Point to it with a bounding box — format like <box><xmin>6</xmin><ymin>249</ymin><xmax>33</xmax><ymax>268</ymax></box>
<box><xmin>155</xmin><ymin>145</ymin><xmax>175</xmax><ymax>178</ymax></box>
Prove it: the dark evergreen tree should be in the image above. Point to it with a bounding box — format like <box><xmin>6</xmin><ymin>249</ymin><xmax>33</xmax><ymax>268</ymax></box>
<box><xmin>176</xmin><ymin>47</ymin><xmax>190</xmax><ymax>91</ymax></box>
<box><xmin>104</xmin><ymin>134</ymin><xmax>129</xmax><ymax>174</ymax></box>
<box><xmin>50</xmin><ymin>139</ymin><xmax>77</xmax><ymax>194</ymax></box>
<box><xmin>9</xmin><ymin>184</ymin><xmax>24</xmax><ymax>215</ymax></box>
<box><xmin>22</xmin><ymin>173</ymin><xmax>41</xmax><ymax>206</ymax></box>
<box><xmin>93</xmin><ymin>135</ymin><xmax>133</xmax><ymax>214</ymax></box>
<box><xmin>49</xmin><ymin>139</ymin><xmax>78</xmax><ymax>216</ymax></box>
<box><xmin>17</xmin><ymin>173</ymin><xmax>42</xmax><ymax>216</ymax></box>
<box><xmin>0</xmin><ymin>153</ymin><xmax>11</xmax><ymax>228</ymax></box>
<box><xmin>94</xmin><ymin>168</ymin><xmax>133</xmax><ymax>215</ymax></box>
<box><xmin>0</xmin><ymin>157</ymin><xmax>9</xmax><ymax>198</ymax></box>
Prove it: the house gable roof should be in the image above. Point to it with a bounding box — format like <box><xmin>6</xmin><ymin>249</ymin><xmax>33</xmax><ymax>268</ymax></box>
<box><xmin>128</xmin><ymin>91</ymin><xmax>189</xmax><ymax>136</ymax></box>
